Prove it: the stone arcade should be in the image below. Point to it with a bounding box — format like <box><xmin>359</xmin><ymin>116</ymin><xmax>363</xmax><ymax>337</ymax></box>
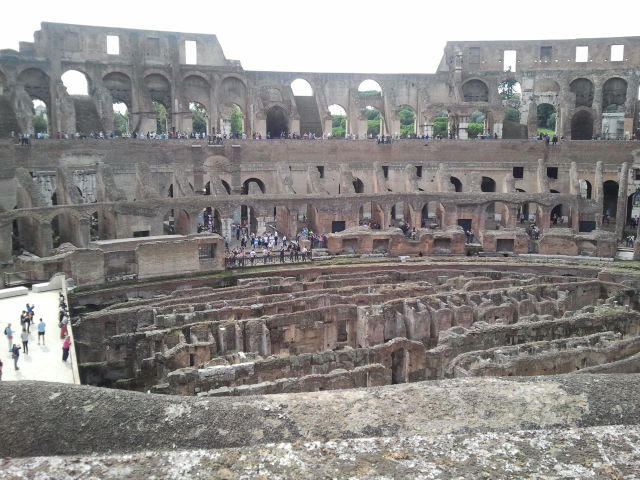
<box><xmin>2</xmin><ymin>23</ymin><xmax>640</xmax><ymax>478</ymax></box>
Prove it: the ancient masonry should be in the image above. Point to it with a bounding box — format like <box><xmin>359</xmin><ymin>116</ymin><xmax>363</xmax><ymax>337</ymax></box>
<box><xmin>2</xmin><ymin>23</ymin><xmax>640</xmax><ymax>477</ymax></box>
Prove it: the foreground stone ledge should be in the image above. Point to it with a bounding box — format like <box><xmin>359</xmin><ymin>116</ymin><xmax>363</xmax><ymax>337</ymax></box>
<box><xmin>1</xmin><ymin>374</ymin><xmax>640</xmax><ymax>458</ymax></box>
<box><xmin>2</xmin><ymin>425</ymin><xmax>639</xmax><ymax>479</ymax></box>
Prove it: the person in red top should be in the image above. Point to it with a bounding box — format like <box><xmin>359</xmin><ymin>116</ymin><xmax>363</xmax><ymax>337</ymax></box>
<box><xmin>62</xmin><ymin>335</ymin><xmax>71</xmax><ymax>362</ymax></box>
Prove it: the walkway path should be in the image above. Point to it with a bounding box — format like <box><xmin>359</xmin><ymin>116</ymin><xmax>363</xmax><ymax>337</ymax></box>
<box><xmin>0</xmin><ymin>289</ymin><xmax>75</xmax><ymax>383</ymax></box>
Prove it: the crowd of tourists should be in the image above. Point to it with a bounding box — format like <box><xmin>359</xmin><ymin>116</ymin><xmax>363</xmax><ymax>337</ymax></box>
<box><xmin>222</xmin><ymin>226</ymin><xmax>329</xmax><ymax>268</ymax></box>
<box><xmin>1</xmin><ymin>293</ymin><xmax>72</xmax><ymax>377</ymax></box>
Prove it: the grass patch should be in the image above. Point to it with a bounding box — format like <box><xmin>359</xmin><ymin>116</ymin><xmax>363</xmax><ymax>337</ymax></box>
<box><xmin>536</xmin><ymin>128</ymin><xmax>556</xmax><ymax>137</ymax></box>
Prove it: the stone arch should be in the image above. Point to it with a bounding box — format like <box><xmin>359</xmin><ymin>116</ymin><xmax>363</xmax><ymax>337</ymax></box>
<box><xmin>220</xmin><ymin>75</ymin><xmax>246</xmax><ymax>106</ymax></box>
<box><xmin>328</xmin><ymin>104</ymin><xmax>347</xmax><ymax>137</ymax></box>
<box><xmin>579</xmin><ymin>180</ymin><xmax>592</xmax><ymax>199</ymax></box>
<box><xmin>184</xmin><ymin>75</ymin><xmax>211</xmax><ymax>134</ymax></box>
<box><xmin>571</xmin><ymin>109</ymin><xmax>594</xmax><ymax>140</ymax></box>
<box><xmin>242</xmin><ymin>178</ymin><xmax>266</xmax><ymax>195</ymax></box>
<box><xmin>536</xmin><ymin>103</ymin><xmax>557</xmax><ymax>133</ymax></box>
<box><xmin>183</xmin><ymin>74</ymin><xmax>211</xmax><ymax>102</ymax></box>
<box><xmin>61</xmin><ymin>69</ymin><xmax>92</xmax><ymax>95</ymax></box>
<box><xmin>603</xmin><ymin>180</ymin><xmax>619</xmax><ymax>219</ymax></box>
<box><xmin>291</xmin><ymin>78</ymin><xmax>313</xmax><ymax>96</ymax></box>
<box><xmin>62</xmin><ymin>69</ymin><xmax>102</xmax><ymax>134</ymax></box>
<box><xmin>220</xmin><ymin>102</ymin><xmax>244</xmax><ymax>137</ymax></box>
<box><xmin>422</xmin><ymin>201</ymin><xmax>445</xmax><ymax>228</ymax></box>
<box><xmin>103</xmin><ymin>72</ymin><xmax>133</xmax><ymax>108</ymax></box>
<box><xmin>627</xmin><ymin>191</ymin><xmax>640</xmax><ymax>226</ymax></box>
<box><xmin>481</xmin><ymin>176</ymin><xmax>496</xmax><ymax>192</ymax></box>
<box><xmin>602</xmin><ymin>77</ymin><xmax>627</xmax><ymax>111</ymax></box>
<box><xmin>462</xmin><ymin>79</ymin><xmax>489</xmax><ymax>102</ymax></box>
<box><xmin>450</xmin><ymin>176</ymin><xmax>462</xmax><ymax>192</ymax></box>
<box><xmin>550</xmin><ymin>203</ymin><xmax>569</xmax><ymax>227</ymax></box>
<box><xmin>266</xmin><ymin>106</ymin><xmax>289</xmax><ymax>138</ymax></box>
<box><xmin>484</xmin><ymin>201</ymin><xmax>510</xmax><ymax>230</ymax></box>
<box><xmin>569</xmin><ymin>78</ymin><xmax>594</xmax><ymax>108</ymax></box>
<box><xmin>144</xmin><ymin>73</ymin><xmax>172</xmax><ymax>109</ymax></box>
<box><xmin>397</xmin><ymin>104</ymin><xmax>416</xmax><ymax>137</ymax></box>
<box><xmin>163</xmin><ymin>209</ymin><xmax>190</xmax><ymax>235</ymax></box>
<box><xmin>18</xmin><ymin>68</ymin><xmax>51</xmax><ymax>105</ymax></box>
<box><xmin>189</xmin><ymin>101</ymin><xmax>209</xmax><ymax>135</ymax></box>
<box><xmin>357</xmin><ymin>79</ymin><xmax>382</xmax><ymax>96</ymax></box>
<box><xmin>200</xmin><ymin>207</ymin><xmax>222</xmax><ymax>234</ymax></box>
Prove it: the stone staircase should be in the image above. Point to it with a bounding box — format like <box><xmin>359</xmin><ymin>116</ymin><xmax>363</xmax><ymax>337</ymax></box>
<box><xmin>294</xmin><ymin>96</ymin><xmax>323</xmax><ymax>136</ymax></box>
<box><xmin>0</xmin><ymin>95</ymin><xmax>19</xmax><ymax>137</ymax></box>
<box><xmin>72</xmin><ymin>96</ymin><xmax>103</xmax><ymax>134</ymax></box>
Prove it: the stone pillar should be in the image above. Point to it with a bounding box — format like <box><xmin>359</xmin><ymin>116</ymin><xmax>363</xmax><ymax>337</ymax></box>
<box><xmin>571</xmin><ymin>203</ymin><xmax>580</xmax><ymax>233</ymax></box>
<box><xmin>595</xmin><ymin>161</ymin><xmax>604</xmax><ymax>229</ymax></box>
<box><xmin>256</xmin><ymin>216</ymin><xmax>267</xmax><ymax>236</ymax></box>
<box><xmin>74</xmin><ymin>216</ymin><xmax>91</xmax><ymax>248</ymax></box>
<box><xmin>506</xmin><ymin>206</ymin><xmax>518</xmax><ymax>228</ymax></box>
<box><xmin>221</xmin><ymin>218</ymin><xmax>233</xmax><ymax>241</ymax></box>
<box><xmin>591</xmin><ymin>79</ymin><xmax>603</xmax><ymax>137</ymax></box>
<box><xmin>569</xmin><ymin>162</ymin><xmax>580</xmax><ymax>196</ymax></box>
<box><xmin>0</xmin><ymin>222</ymin><xmax>12</xmax><ymax>262</ymax></box>
<box><xmin>615</xmin><ymin>162</ymin><xmax>629</xmax><ymax>239</ymax></box>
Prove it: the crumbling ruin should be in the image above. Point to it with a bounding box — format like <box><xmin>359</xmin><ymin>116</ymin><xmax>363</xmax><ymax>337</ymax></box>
<box><xmin>2</xmin><ymin>24</ymin><xmax>640</xmax><ymax>478</ymax></box>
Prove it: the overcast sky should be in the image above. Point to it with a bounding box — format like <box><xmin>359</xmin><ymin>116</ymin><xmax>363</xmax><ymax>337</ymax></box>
<box><xmin>1</xmin><ymin>0</ymin><xmax>638</xmax><ymax>74</ymax></box>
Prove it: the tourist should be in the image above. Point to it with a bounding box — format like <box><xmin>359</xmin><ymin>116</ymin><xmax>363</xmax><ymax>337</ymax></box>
<box><xmin>59</xmin><ymin>314</ymin><xmax>69</xmax><ymax>339</ymax></box>
<box><xmin>4</xmin><ymin>323</ymin><xmax>13</xmax><ymax>351</ymax></box>
<box><xmin>11</xmin><ymin>343</ymin><xmax>21</xmax><ymax>370</ymax></box>
<box><xmin>37</xmin><ymin>318</ymin><xmax>46</xmax><ymax>345</ymax></box>
<box><xmin>62</xmin><ymin>335</ymin><xmax>71</xmax><ymax>362</ymax></box>
<box><xmin>20</xmin><ymin>327</ymin><xmax>29</xmax><ymax>355</ymax></box>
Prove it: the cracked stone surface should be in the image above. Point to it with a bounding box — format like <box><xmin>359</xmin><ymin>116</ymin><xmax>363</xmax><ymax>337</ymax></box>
<box><xmin>1</xmin><ymin>374</ymin><xmax>640</xmax><ymax>477</ymax></box>
<box><xmin>2</xmin><ymin>426</ymin><xmax>639</xmax><ymax>479</ymax></box>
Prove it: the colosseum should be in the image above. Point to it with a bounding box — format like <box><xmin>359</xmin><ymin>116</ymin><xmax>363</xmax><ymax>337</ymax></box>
<box><xmin>2</xmin><ymin>23</ymin><xmax>640</xmax><ymax>478</ymax></box>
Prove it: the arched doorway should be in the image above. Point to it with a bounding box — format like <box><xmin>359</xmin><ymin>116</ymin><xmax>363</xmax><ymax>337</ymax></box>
<box><xmin>266</xmin><ymin>106</ymin><xmax>289</xmax><ymax>138</ymax></box>
<box><xmin>329</xmin><ymin>104</ymin><xmax>347</xmax><ymax>138</ymax></box>
<box><xmin>189</xmin><ymin>101</ymin><xmax>208</xmax><ymax>136</ymax></box>
<box><xmin>571</xmin><ymin>110</ymin><xmax>593</xmax><ymax>140</ymax></box>
<box><xmin>398</xmin><ymin>105</ymin><xmax>416</xmax><ymax>137</ymax></box>
<box><xmin>579</xmin><ymin>180</ymin><xmax>592</xmax><ymax>199</ymax></box>
<box><xmin>112</xmin><ymin>102</ymin><xmax>129</xmax><ymax>136</ymax></box>
<box><xmin>603</xmin><ymin>180</ymin><xmax>619</xmax><ymax>222</ymax></box>
<box><xmin>201</xmin><ymin>207</ymin><xmax>221</xmax><ymax>234</ymax></box>
<box><xmin>536</xmin><ymin>103</ymin><xmax>556</xmax><ymax>135</ymax></box>
<box><xmin>32</xmin><ymin>99</ymin><xmax>49</xmax><ymax>137</ymax></box>
<box><xmin>220</xmin><ymin>103</ymin><xmax>244</xmax><ymax>138</ymax></box>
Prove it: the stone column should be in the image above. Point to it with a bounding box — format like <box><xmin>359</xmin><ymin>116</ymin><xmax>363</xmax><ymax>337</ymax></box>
<box><xmin>615</xmin><ymin>162</ymin><xmax>629</xmax><ymax>239</ymax></box>
<box><xmin>595</xmin><ymin>161</ymin><xmax>604</xmax><ymax>229</ymax></box>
